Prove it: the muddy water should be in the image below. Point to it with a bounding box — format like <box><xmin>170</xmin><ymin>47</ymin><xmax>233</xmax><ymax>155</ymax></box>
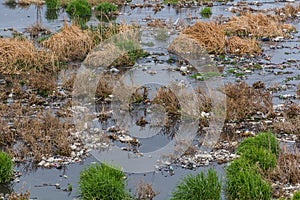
<box><xmin>0</xmin><ymin>0</ymin><xmax>300</xmax><ymax>199</ymax></box>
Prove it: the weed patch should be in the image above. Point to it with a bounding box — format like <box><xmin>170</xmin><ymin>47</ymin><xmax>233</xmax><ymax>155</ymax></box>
<box><xmin>66</xmin><ymin>0</ymin><xmax>92</xmax><ymax>19</ymax></box>
<box><xmin>0</xmin><ymin>151</ymin><xmax>13</xmax><ymax>183</ymax></box>
<box><xmin>171</xmin><ymin>168</ymin><xmax>221</xmax><ymax>200</ymax></box>
<box><xmin>237</xmin><ymin>132</ymin><xmax>280</xmax><ymax>156</ymax></box>
<box><xmin>79</xmin><ymin>163</ymin><xmax>131</xmax><ymax>200</ymax></box>
<box><xmin>239</xmin><ymin>146</ymin><xmax>276</xmax><ymax>171</ymax></box>
<box><xmin>96</xmin><ymin>2</ymin><xmax>118</xmax><ymax>15</ymax></box>
<box><xmin>225</xmin><ymin>158</ymin><xmax>271</xmax><ymax>200</ymax></box>
<box><xmin>200</xmin><ymin>7</ymin><xmax>212</xmax><ymax>18</ymax></box>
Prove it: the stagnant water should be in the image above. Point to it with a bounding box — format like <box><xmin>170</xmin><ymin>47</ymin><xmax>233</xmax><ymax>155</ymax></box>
<box><xmin>0</xmin><ymin>0</ymin><xmax>299</xmax><ymax>199</ymax></box>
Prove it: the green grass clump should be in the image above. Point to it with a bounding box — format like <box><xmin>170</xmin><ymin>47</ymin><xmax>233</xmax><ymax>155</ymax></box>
<box><xmin>46</xmin><ymin>0</ymin><xmax>59</xmax><ymax>20</ymax></box>
<box><xmin>171</xmin><ymin>168</ymin><xmax>221</xmax><ymax>200</ymax></box>
<box><xmin>114</xmin><ymin>39</ymin><xmax>149</xmax><ymax>66</ymax></box>
<box><xmin>155</xmin><ymin>28</ymin><xmax>168</xmax><ymax>41</ymax></box>
<box><xmin>293</xmin><ymin>191</ymin><xmax>300</xmax><ymax>200</ymax></box>
<box><xmin>237</xmin><ymin>132</ymin><xmax>280</xmax><ymax>156</ymax></box>
<box><xmin>200</xmin><ymin>7</ymin><xmax>212</xmax><ymax>18</ymax></box>
<box><xmin>190</xmin><ymin>71</ymin><xmax>220</xmax><ymax>81</ymax></box>
<box><xmin>66</xmin><ymin>0</ymin><xmax>92</xmax><ymax>18</ymax></box>
<box><xmin>225</xmin><ymin>158</ymin><xmax>271</xmax><ymax>200</ymax></box>
<box><xmin>78</xmin><ymin>163</ymin><xmax>131</xmax><ymax>200</ymax></box>
<box><xmin>0</xmin><ymin>151</ymin><xmax>13</xmax><ymax>183</ymax></box>
<box><xmin>96</xmin><ymin>2</ymin><xmax>117</xmax><ymax>15</ymax></box>
<box><xmin>163</xmin><ymin>0</ymin><xmax>178</xmax><ymax>5</ymax></box>
<box><xmin>239</xmin><ymin>146</ymin><xmax>276</xmax><ymax>171</ymax></box>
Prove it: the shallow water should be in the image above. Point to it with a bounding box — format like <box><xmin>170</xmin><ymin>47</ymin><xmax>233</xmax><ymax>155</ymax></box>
<box><xmin>0</xmin><ymin>0</ymin><xmax>300</xmax><ymax>199</ymax></box>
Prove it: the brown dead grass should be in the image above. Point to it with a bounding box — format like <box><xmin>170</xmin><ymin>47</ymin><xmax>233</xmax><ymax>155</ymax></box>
<box><xmin>84</xmin><ymin>43</ymin><xmax>123</xmax><ymax>68</ymax></box>
<box><xmin>297</xmin><ymin>84</ymin><xmax>300</xmax><ymax>97</ymax></box>
<box><xmin>223</xmin><ymin>13</ymin><xmax>293</xmax><ymax>38</ymax></box>
<box><xmin>88</xmin><ymin>0</ymin><xmax>124</xmax><ymax>6</ymax></box>
<box><xmin>195</xmin><ymin>87</ymin><xmax>212</xmax><ymax>113</ymax></box>
<box><xmin>152</xmin><ymin>87</ymin><xmax>180</xmax><ymax>116</ymax></box>
<box><xmin>0</xmin><ymin>103</ymin><xmax>72</xmax><ymax>161</ymax></box>
<box><xmin>272</xmin><ymin>103</ymin><xmax>300</xmax><ymax>135</ymax></box>
<box><xmin>0</xmin><ymin>38</ymin><xmax>58</xmax><ymax>74</ymax></box>
<box><xmin>223</xmin><ymin>82</ymin><xmax>273</xmax><ymax>122</ymax></box>
<box><xmin>42</xmin><ymin>23</ymin><xmax>93</xmax><ymax>62</ymax></box>
<box><xmin>18</xmin><ymin>0</ymin><xmax>44</xmax><ymax>5</ymax></box>
<box><xmin>227</xmin><ymin>36</ymin><xmax>261</xmax><ymax>55</ymax></box>
<box><xmin>182</xmin><ymin>22</ymin><xmax>226</xmax><ymax>54</ymax></box>
<box><xmin>136</xmin><ymin>180</ymin><xmax>157</xmax><ymax>200</ymax></box>
<box><xmin>147</xmin><ymin>19</ymin><xmax>167</xmax><ymax>28</ymax></box>
<box><xmin>275</xmin><ymin>3</ymin><xmax>300</xmax><ymax>20</ymax></box>
<box><xmin>7</xmin><ymin>190</ymin><xmax>30</xmax><ymax>200</ymax></box>
<box><xmin>181</xmin><ymin>14</ymin><xmax>283</xmax><ymax>55</ymax></box>
<box><xmin>95</xmin><ymin>74</ymin><xmax>115</xmax><ymax>100</ymax></box>
<box><xmin>268</xmin><ymin>151</ymin><xmax>300</xmax><ymax>198</ymax></box>
<box><xmin>28</xmin><ymin>72</ymin><xmax>57</xmax><ymax>97</ymax></box>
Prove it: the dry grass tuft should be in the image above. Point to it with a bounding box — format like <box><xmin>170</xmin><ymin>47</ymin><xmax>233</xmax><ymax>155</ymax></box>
<box><xmin>84</xmin><ymin>43</ymin><xmax>123</xmax><ymax>68</ymax></box>
<box><xmin>0</xmin><ymin>103</ymin><xmax>73</xmax><ymax>162</ymax></box>
<box><xmin>195</xmin><ymin>87</ymin><xmax>212</xmax><ymax>113</ymax></box>
<box><xmin>28</xmin><ymin>72</ymin><xmax>57</xmax><ymax>97</ymax></box>
<box><xmin>25</xmin><ymin>23</ymin><xmax>50</xmax><ymax>37</ymax></box>
<box><xmin>268</xmin><ymin>151</ymin><xmax>300</xmax><ymax>198</ymax></box>
<box><xmin>227</xmin><ymin>36</ymin><xmax>261</xmax><ymax>55</ymax></box>
<box><xmin>136</xmin><ymin>180</ymin><xmax>157</xmax><ymax>200</ymax></box>
<box><xmin>297</xmin><ymin>85</ymin><xmax>300</xmax><ymax>97</ymax></box>
<box><xmin>7</xmin><ymin>190</ymin><xmax>30</xmax><ymax>200</ymax></box>
<box><xmin>275</xmin><ymin>3</ymin><xmax>300</xmax><ymax>20</ymax></box>
<box><xmin>272</xmin><ymin>103</ymin><xmax>300</xmax><ymax>135</ymax></box>
<box><xmin>223</xmin><ymin>82</ymin><xmax>273</xmax><ymax>122</ymax></box>
<box><xmin>182</xmin><ymin>22</ymin><xmax>226</xmax><ymax>54</ymax></box>
<box><xmin>87</xmin><ymin>0</ymin><xmax>124</xmax><ymax>6</ymax></box>
<box><xmin>223</xmin><ymin>13</ymin><xmax>292</xmax><ymax>38</ymax></box>
<box><xmin>152</xmin><ymin>87</ymin><xmax>180</xmax><ymax>116</ymax></box>
<box><xmin>181</xmin><ymin>15</ymin><xmax>284</xmax><ymax>55</ymax></box>
<box><xmin>18</xmin><ymin>0</ymin><xmax>44</xmax><ymax>5</ymax></box>
<box><xmin>147</xmin><ymin>19</ymin><xmax>167</xmax><ymax>28</ymax></box>
<box><xmin>95</xmin><ymin>74</ymin><xmax>115</xmax><ymax>100</ymax></box>
<box><xmin>0</xmin><ymin>38</ymin><xmax>58</xmax><ymax>74</ymax></box>
<box><xmin>42</xmin><ymin>23</ymin><xmax>93</xmax><ymax>62</ymax></box>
